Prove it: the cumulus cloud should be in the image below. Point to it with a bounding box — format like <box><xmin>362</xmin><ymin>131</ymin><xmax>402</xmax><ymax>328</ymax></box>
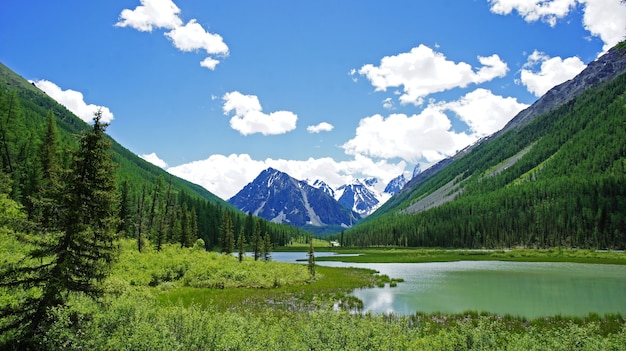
<box><xmin>307</xmin><ymin>122</ymin><xmax>334</xmax><ymax>133</ymax></box>
<box><xmin>520</xmin><ymin>50</ymin><xmax>587</xmax><ymax>96</ymax></box>
<box><xmin>115</xmin><ymin>0</ymin><xmax>182</xmax><ymax>31</ymax></box>
<box><xmin>342</xmin><ymin>88</ymin><xmax>528</xmax><ymax>163</ymax></box>
<box><xmin>140</xmin><ymin>152</ymin><xmax>168</xmax><ymax>168</ymax></box>
<box><xmin>116</xmin><ymin>0</ymin><xmax>228</xmax><ymax>70</ymax></box>
<box><xmin>164</xmin><ymin>19</ymin><xmax>229</xmax><ymax>55</ymax></box>
<box><xmin>167</xmin><ymin>154</ymin><xmax>407</xmax><ymax>200</ymax></box>
<box><xmin>488</xmin><ymin>0</ymin><xmax>577</xmax><ymax>27</ymax></box>
<box><xmin>489</xmin><ymin>0</ymin><xmax>626</xmax><ymax>51</ymax></box>
<box><xmin>579</xmin><ymin>0</ymin><xmax>626</xmax><ymax>52</ymax></box>
<box><xmin>32</xmin><ymin>79</ymin><xmax>114</xmax><ymax>123</ymax></box>
<box><xmin>222</xmin><ymin>91</ymin><xmax>298</xmax><ymax>135</ymax></box>
<box><xmin>356</xmin><ymin>45</ymin><xmax>508</xmax><ymax>105</ymax></box>
<box><xmin>342</xmin><ymin>109</ymin><xmax>475</xmax><ymax>163</ymax></box>
<box><xmin>440</xmin><ymin>89</ymin><xmax>529</xmax><ymax>137</ymax></box>
<box><xmin>200</xmin><ymin>57</ymin><xmax>220</xmax><ymax>70</ymax></box>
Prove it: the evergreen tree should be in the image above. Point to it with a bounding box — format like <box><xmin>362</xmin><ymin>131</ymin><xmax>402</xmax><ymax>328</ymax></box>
<box><xmin>220</xmin><ymin>210</ymin><xmax>234</xmax><ymax>254</ymax></box>
<box><xmin>237</xmin><ymin>228</ymin><xmax>246</xmax><ymax>262</ymax></box>
<box><xmin>253</xmin><ymin>220</ymin><xmax>262</xmax><ymax>261</ymax></box>
<box><xmin>262</xmin><ymin>232</ymin><xmax>272</xmax><ymax>262</ymax></box>
<box><xmin>0</xmin><ymin>110</ymin><xmax>119</xmax><ymax>344</ymax></box>
<box><xmin>30</xmin><ymin>110</ymin><xmax>62</xmax><ymax>231</ymax></box>
<box><xmin>155</xmin><ymin>176</ymin><xmax>173</xmax><ymax>251</ymax></box>
<box><xmin>117</xmin><ymin>180</ymin><xmax>132</xmax><ymax>236</ymax></box>
<box><xmin>307</xmin><ymin>235</ymin><xmax>315</xmax><ymax>279</ymax></box>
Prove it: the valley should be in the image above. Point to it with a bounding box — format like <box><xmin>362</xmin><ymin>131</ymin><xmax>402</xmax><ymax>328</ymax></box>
<box><xmin>1</xmin><ymin>17</ymin><xmax>626</xmax><ymax>350</ymax></box>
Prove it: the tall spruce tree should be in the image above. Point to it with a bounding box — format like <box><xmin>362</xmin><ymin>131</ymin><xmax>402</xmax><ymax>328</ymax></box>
<box><xmin>262</xmin><ymin>232</ymin><xmax>272</xmax><ymax>262</ymax></box>
<box><xmin>237</xmin><ymin>228</ymin><xmax>246</xmax><ymax>262</ymax></box>
<box><xmin>307</xmin><ymin>235</ymin><xmax>315</xmax><ymax>279</ymax></box>
<box><xmin>253</xmin><ymin>220</ymin><xmax>262</xmax><ymax>261</ymax></box>
<box><xmin>0</xmin><ymin>110</ymin><xmax>119</xmax><ymax>345</ymax></box>
<box><xmin>220</xmin><ymin>210</ymin><xmax>234</xmax><ymax>254</ymax></box>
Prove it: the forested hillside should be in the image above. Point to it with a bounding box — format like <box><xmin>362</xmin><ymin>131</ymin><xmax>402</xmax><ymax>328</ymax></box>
<box><xmin>336</xmin><ymin>44</ymin><xmax>626</xmax><ymax>249</ymax></box>
<box><xmin>0</xmin><ymin>62</ymin><xmax>305</xmax><ymax>251</ymax></box>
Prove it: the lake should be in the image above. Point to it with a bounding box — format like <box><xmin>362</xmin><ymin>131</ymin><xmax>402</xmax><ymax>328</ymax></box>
<box><xmin>270</xmin><ymin>252</ymin><xmax>626</xmax><ymax>318</ymax></box>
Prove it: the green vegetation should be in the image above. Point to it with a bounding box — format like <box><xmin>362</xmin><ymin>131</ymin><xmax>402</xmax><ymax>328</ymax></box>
<box><xmin>315</xmin><ymin>248</ymin><xmax>626</xmax><ymax>264</ymax></box>
<box><xmin>3</xmin><ymin>232</ymin><xmax>626</xmax><ymax>350</ymax></box>
<box><xmin>3</xmin><ymin>48</ymin><xmax>626</xmax><ymax>348</ymax></box>
<box><xmin>336</xmin><ymin>60</ymin><xmax>626</xmax><ymax>250</ymax></box>
<box><xmin>0</xmin><ymin>63</ymin><xmax>308</xmax><ymax>256</ymax></box>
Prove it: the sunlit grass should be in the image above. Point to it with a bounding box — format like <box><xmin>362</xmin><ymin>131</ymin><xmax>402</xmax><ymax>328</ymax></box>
<box><xmin>315</xmin><ymin>247</ymin><xmax>626</xmax><ymax>264</ymax></box>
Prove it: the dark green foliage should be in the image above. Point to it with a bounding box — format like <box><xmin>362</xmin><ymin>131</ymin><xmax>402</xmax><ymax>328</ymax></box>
<box><xmin>339</xmin><ymin>70</ymin><xmax>626</xmax><ymax>249</ymax></box>
<box><xmin>237</xmin><ymin>228</ymin><xmax>246</xmax><ymax>262</ymax></box>
<box><xmin>308</xmin><ymin>235</ymin><xmax>315</xmax><ymax>279</ymax></box>
<box><xmin>219</xmin><ymin>210</ymin><xmax>234</xmax><ymax>254</ymax></box>
<box><xmin>0</xmin><ymin>61</ymin><xmax>307</xmax><ymax>255</ymax></box>
<box><xmin>0</xmin><ymin>111</ymin><xmax>119</xmax><ymax>347</ymax></box>
<box><xmin>262</xmin><ymin>232</ymin><xmax>272</xmax><ymax>261</ymax></box>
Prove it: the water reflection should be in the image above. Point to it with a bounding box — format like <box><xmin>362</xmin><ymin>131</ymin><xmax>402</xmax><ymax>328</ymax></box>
<box><xmin>271</xmin><ymin>253</ymin><xmax>626</xmax><ymax>318</ymax></box>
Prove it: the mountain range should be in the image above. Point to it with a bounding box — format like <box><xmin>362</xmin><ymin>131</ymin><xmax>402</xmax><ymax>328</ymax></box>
<box><xmin>339</xmin><ymin>42</ymin><xmax>626</xmax><ymax>249</ymax></box>
<box><xmin>228</xmin><ymin>165</ymin><xmax>419</xmax><ymax>233</ymax></box>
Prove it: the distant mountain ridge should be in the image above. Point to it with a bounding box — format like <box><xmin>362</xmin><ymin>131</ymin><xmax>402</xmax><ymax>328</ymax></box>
<box><xmin>339</xmin><ymin>42</ymin><xmax>626</xmax><ymax>249</ymax></box>
<box><xmin>377</xmin><ymin>44</ymin><xmax>626</xmax><ymax>218</ymax></box>
<box><xmin>228</xmin><ymin>168</ymin><xmax>360</xmax><ymax>228</ymax></box>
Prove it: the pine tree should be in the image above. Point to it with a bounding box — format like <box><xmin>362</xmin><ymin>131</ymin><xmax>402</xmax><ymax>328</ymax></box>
<box><xmin>220</xmin><ymin>210</ymin><xmax>234</xmax><ymax>254</ymax></box>
<box><xmin>30</xmin><ymin>110</ymin><xmax>62</xmax><ymax>231</ymax></box>
<box><xmin>0</xmin><ymin>110</ymin><xmax>118</xmax><ymax>344</ymax></box>
<box><xmin>262</xmin><ymin>232</ymin><xmax>272</xmax><ymax>262</ymax></box>
<box><xmin>307</xmin><ymin>235</ymin><xmax>316</xmax><ymax>279</ymax></box>
<box><xmin>117</xmin><ymin>180</ymin><xmax>132</xmax><ymax>236</ymax></box>
<box><xmin>237</xmin><ymin>228</ymin><xmax>246</xmax><ymax>262</ymax></box>
<box><xmin>253</xmin><ymin>220</ymin><xmax>262</xmax><ymax>261</ymax></box>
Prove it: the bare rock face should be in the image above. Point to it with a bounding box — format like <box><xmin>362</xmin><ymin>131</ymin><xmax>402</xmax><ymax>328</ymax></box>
<box><xmin>400</xmin><ymin>45</ymin><xmax>626</xmax><ymax>197</ymax></box>
<box><xmin>499</xmin><ymin>46</ymin><xmax>626</xmax><ymax>134</ymax></box>
<box><xmin>228</xmin><ymin>168</ymin><xmax>359</xmax><ymax>228</ymax></box>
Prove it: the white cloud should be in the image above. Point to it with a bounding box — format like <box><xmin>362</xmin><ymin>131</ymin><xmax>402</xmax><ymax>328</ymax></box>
<box><xmin>520</xmin><ymin>50</ymin><xmax>587</xmax><ymax>96</ymax></box>
<box><xmin>357</xmin><ymin>45</ymin><xmax>508</xmax><ymax>105</ymax></box>
<box><xmin>307</xmin><ymin>122</ymin><xmax>334</xmax><ymax>133</ymax></box>
<box><xmin>382</xmin><ymin>97</ymin><xmax>395</xmax><ymax>110</ymax></box>
<box><xmin>116</xmin><ymin>0</ymin><xmax>228</xmax><ymax>69</ymax></box>
<box><xmin>488</xmin><ymin>0</ymin><xmax>626</xmax><ymax>51</ymax></box>
<box><xmin>222</xmin><ymin>91</ymin><xmax>297</xmax><ymax>135</ymax></box>
<box><xmin>168</xmin><ymin>154</ymin><xmax>407</xmax><ymax>200</ymax></box>
<box><xmin>342</xmin><ymin>88</ymin><xmax>528</xmax><ymax>163</ymax></box>
<box><xmin>488</xmin><ymin>0</ymin><xmax>577</xmax><ymax>27</ymax></box>
<box><xmin>32</xmin><ymin>79</ymin><xmax>114</xmax><ymax>123</ymax></box>
<box><xmin>440</xmin><ymin>88</ymin><xmax>529</xmax><ymax>137</ymax></box>
<box><xmin>341</xmin><ymin>109</ymin><xmax>475</xmax><ymax>163</ymax></box>
<box><xmin>164</xmin><ymin>19</ymin><xmax>229</xmax><ymax>56</ymax></box>
<box><xmin>579</xmin><ymin>0</ymin><xmax>626</xmax><ymax>52</ymax></box>
<box><xmin>140</xmin><ymin>152</ymin><xmax>168</xmax><ymax>168</ymax></box>
<box><xmin>200</xmin><ymin>57</ymin><xmax>220</xmax><ymax>70</ymax></box>
<box><xmin>115</xmin><ymin>0</ymin><xmax>182</xmax><ymax>31</ymax></box>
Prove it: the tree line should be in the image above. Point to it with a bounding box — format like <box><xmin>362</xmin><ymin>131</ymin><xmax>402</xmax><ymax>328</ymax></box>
<box><xmin>336</xmin><ymin>69</ymin><xmax>626</xmax><ymax>249</ymax></box>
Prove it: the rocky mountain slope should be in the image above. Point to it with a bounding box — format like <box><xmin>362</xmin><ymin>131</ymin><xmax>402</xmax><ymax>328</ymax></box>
<box><xmin>340</xmin><ymin>42</ymin><xmax>626</xmax><ymax>249</ymax></box>
<box><xmin>228</xmin><ymin>168</ymin><xmax>360</xmax><ymax>228</ymax></box>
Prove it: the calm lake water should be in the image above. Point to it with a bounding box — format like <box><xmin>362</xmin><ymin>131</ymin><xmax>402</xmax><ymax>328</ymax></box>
<box><xmin>271</xmin><ymin>252</ymin><xmax>626</xmax><ymax>318</ymax></box>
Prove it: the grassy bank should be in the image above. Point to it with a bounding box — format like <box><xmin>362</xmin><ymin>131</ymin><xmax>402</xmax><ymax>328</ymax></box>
<box><xmin>314</xmin><ymin>247</ymin><xmax>626</xmax><ymax>264</ymax></box>
<box><xmin>3</xmin><ymin>237</ymin><xmax>626</xmax><ymax>350</ymax></box>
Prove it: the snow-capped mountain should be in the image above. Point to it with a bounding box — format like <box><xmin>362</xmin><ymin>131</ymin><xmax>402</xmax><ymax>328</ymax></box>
<box><xmin>228</xmin><ymin>168</ymin><xmax>359</xmax><ymax>228</ymax></box>
<box><xmin>310</xmin><ymin>179</ymin><xmax>335</xmax><ymax>198</ymax></box>
<box><xmin>335</xmin><ymin>178</ymin><xmax>387</xmax><ymax>217</ymax></box>
<box><xmin>384</xmin><ymin>174</ymin><xmax>408</xmax><ymax>195</ymax></box>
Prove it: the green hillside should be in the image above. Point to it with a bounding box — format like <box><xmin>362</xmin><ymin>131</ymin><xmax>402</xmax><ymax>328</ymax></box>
<box><xmin>337</xmin><ymin>44</ymin><xmax>626</xmax><ymax>249</ymax></box>
<box><xmin>0</xmin><ymin>62</ymin><xmax>305</xmax><ymax>250</ymax></box>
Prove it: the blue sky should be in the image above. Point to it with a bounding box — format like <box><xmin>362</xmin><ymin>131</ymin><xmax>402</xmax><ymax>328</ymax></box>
<box><xmin>1</xmin><ymin>0</ymin><xmax>625</xmax><ymax>199</ymax></box>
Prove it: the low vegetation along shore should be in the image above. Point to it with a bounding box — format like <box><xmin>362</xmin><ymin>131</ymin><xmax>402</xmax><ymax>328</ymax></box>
<box><xmin>314</xmin><ymin>247</ymin><xmax>626</xmax><ymax>265</ymax></box>
<box><xmin>3</xmin><ymin>234</ymin><xmax>626</xmax><ymax>350</ymax></box>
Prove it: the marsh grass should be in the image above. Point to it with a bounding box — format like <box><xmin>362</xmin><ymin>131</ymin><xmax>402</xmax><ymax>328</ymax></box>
<box><xmin>314</xmin><ymin>247</ymin><xmax>626</xmax><ymax>264</ymax></box>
